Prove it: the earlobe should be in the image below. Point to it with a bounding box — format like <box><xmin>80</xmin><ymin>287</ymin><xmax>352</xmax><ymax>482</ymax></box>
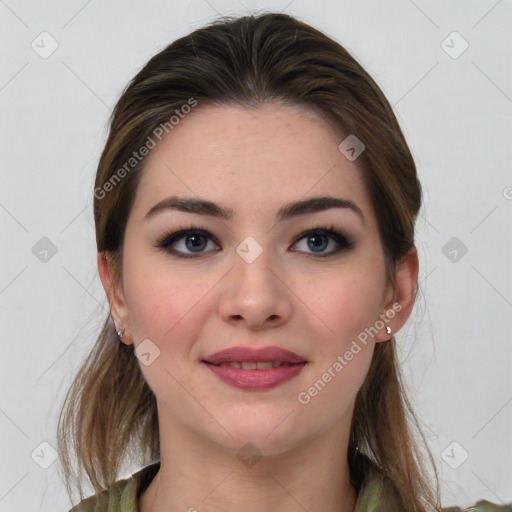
<box><xmin>374</xmin><ymin>320</ymin><xmax>394</xmax><ymax>343</ymax></box>
<box><xmin>374</xmin><ymin>247</ymin><xmax>419</xmax><ymax>343</ymax></box>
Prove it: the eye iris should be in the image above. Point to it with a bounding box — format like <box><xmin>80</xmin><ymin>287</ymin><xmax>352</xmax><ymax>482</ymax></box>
<box><xmin>308</xmin><ymin>233</ymin><xmax>328</xmax><ymax>252</ymax></box>
<box><xmin>186</xmin><ymin>234</ymin><xmax>207</xmax><ymax>252</ymax></box>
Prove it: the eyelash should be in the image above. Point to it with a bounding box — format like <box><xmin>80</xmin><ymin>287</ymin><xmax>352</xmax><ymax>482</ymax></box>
<box><xmin>154</xmin><ymin>223</ymin><xmax>354</xmax><ymax>259</ymax></box>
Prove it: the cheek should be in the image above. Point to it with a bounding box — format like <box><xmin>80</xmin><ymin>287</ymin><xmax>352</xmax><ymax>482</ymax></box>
<box><xmin>300</xmin><ymin>266</ymin><xmax>384</xmax><ymax>347</ymax></box>
<box><xmin>122</xmin><ymin>252</ymin><xmax>208</xmax><ymax>343</ymax></box>
<box><xmin>122</xmin><ymin>261</ymin><xmax>210</xmax><ymax>398</ymax></box>
<box><xmin>296</xmin><ymin>272</ymin><xmax>377</xmax><ymax>416</ymax></box>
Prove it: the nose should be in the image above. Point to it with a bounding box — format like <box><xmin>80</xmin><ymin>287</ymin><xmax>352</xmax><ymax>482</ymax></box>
<box><xmin>218</xmin><ymin>247</ymin><xmax>293</xmax><ymax>331</ymax></box>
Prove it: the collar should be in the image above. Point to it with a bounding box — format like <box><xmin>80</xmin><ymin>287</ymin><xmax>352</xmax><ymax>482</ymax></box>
<box><xmin>72</xmin><ymin>454</ymin><xmax>510</xmax><ymax>511</ymax></box>
<box><xmin>102</xmin><ymin>452</ymin><xmax>405</xmax><ymax>511</ymax></box>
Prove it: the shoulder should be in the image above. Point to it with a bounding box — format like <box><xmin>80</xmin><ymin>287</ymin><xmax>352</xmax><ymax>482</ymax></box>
<box><xmin>442</xmin><ymin>501</ymin><xmax>512</xmax><ymax>512</ymax></box>
<box><xmin>352</xmin><ymin>453</ymin><xmax>511</xmax><ymax>512</ymax></box>
<box><xmin>67</xmin><ymin>461</ymin><xmax>160</xmax><ymax>512</ymax></box>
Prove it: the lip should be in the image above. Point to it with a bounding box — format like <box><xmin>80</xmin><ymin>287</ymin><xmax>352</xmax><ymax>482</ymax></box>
<box><xmin>201</xmin><ymin>346</ymin><xmax>308</xmax><ymax>391</ymax></box>
<box><xmin>203</xmin><ymin>362</ymin><xmax>307</xmax><ymax>390</ymax></box>
<box><xmin>202</xmin><ymin>346</ymin><xmax>307</xmax><ymax>365</ymax></box>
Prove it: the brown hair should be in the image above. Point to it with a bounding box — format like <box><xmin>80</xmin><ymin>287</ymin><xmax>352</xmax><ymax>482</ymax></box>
<box><xmin>57</xmin><ymin>12</ymin><xmax>441</xmax><ymax>511</ymax></box>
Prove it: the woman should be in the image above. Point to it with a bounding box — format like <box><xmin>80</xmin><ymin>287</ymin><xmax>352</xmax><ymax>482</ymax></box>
<box><xmin>57</xmin><ymin>12</ymin><xmax>509</xmax><ymax>512</ymax></box>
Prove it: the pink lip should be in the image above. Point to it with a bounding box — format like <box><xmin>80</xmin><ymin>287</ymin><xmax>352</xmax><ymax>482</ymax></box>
<box><xmin>203</xmin><ymin>362</ymin><xmax>307</xmax><ymax>390</ymax></box>
<box><xmin>202</xmin><ymin>346</ymin><xmax>307</xmax><ymax>365</ymax></box>
<box><xmin>201</xmin><ymin>346</ymin><xmax>307</xmax><ymax>391</ymax></box>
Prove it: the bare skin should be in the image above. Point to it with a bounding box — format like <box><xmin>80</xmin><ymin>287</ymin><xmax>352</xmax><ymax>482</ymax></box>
<box><xmin>98</xmin><ymin>103</ymin><xmax>418</xmax><ymax>512</ymax></box>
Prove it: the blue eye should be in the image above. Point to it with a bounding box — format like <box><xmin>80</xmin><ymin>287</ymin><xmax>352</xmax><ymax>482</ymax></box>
<box><xmin>155</xmin><ymin>224</ymin><xmax>354</xmax><ymax>259</ymax></box>
<box><xmin>292</xmin><ymin>227</ymin><xmax>353</xmax><ymax>256</ymax></box>
<box><xmin>156</xmin><ymin>227</ymin><xmax>219</xmax><ymax>258</ymax></box>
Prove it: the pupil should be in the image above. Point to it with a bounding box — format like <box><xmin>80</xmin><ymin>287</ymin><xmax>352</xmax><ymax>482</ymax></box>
<box><xmin>186</xmin><ymin>234</ymin><xmax>206</xmax><ymax>252</ymax></box>
<box><xmin>309</xmin><ymin>234</ymin><xmax>327</xmax><ymax>252</ymax></box>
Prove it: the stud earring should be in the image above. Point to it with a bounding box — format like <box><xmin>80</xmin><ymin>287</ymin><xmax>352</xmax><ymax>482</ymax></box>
<box><xmin>385</xmin><ymin>326</ymin><xmax>392</xmax><ymax>336</ymax></box>
<box><xmin>117</xmin><ymin>328</ymin><xmax>125</xmax><ymax>340</ymax></box>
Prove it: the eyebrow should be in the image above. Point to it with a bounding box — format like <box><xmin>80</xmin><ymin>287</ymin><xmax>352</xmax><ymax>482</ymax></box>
<box><xmin>144</xmin><ymin>195</ymin><xmax>365</xmax><ymax>225</ymax></box>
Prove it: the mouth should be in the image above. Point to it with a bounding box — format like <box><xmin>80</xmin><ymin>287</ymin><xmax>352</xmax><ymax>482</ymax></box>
<box><xmin>203</xmin><ymin>361</ymin><xmax>303</xmax><ymax>369</ymax></box>
<box><xmin>202</xmin><ymin>345</ymin><xmax>307</xmax><ymax>365</ymax></box>
<box><xmin>201</xmin><ymin>346</ymin><xmax>308</xmax><ymax>391</ymax></box>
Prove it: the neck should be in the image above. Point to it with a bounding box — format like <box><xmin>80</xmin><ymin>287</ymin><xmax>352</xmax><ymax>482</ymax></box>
<box><xmin>140</xmin><ymin>412</ymin><xmax>358</xmax><ymax>512</ymax></box>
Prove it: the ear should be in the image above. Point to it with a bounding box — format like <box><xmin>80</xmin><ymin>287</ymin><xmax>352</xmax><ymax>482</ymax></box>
<box><xmin>374</xmin><ymin>246</ymin><xmax>419</xmax><ymax>343</ymax></box>
<box><xmin>97</xmin><ymin>251</ymin><xmax>133</xmax><ymax>346</ymax></box>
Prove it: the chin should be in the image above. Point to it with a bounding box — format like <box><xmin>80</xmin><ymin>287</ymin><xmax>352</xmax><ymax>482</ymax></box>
<box><xmin>206</xmin><ymin>407</ymin><xmax>308</xmax><ymax>455</ymax></box>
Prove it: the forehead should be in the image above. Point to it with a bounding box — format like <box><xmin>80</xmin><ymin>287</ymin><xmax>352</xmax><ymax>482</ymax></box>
<box><xmin>130</xmin><ymin>103</ymin><xmax>375</xmax><ymax>225</ymax></box>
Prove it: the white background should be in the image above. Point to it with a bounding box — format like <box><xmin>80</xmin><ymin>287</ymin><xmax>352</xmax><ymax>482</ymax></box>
<box><xmin>1</xmin><ymin>0</ymin><xmax>511</xmax><ymax>510</ymax></box>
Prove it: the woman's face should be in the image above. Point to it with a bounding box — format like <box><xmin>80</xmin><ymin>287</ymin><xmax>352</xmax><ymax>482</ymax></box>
<box><xmin>106</xmin><ymin>103</ymin><xmax>400</xmax><ymax>455</ymax></box>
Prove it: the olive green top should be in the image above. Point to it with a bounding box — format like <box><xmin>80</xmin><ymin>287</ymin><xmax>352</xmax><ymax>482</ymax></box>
<box><xmin>68</xmin><ymin>453</ymin><xmax>511</xmax><ymax>512</ymax></box>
